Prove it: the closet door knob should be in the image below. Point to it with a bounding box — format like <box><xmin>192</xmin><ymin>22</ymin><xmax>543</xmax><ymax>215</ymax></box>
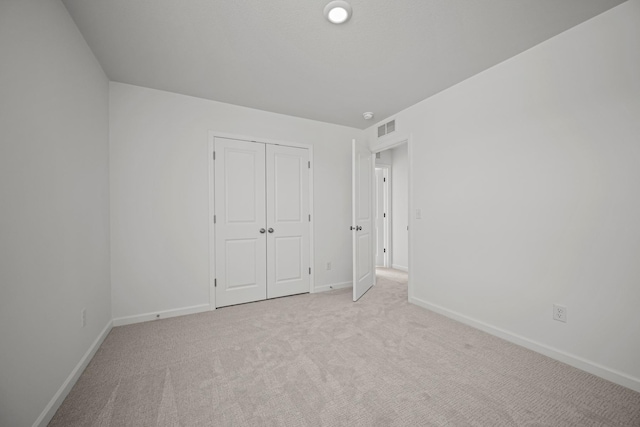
<box><xmin>268</xmin><ymin>228</ymin><xmax>274</xmax><ymax>233</ymax></box>
<box><xmin>259</xmin><ymin>228</ymin><xmax>266</xmax><ymax>234</ymax></box>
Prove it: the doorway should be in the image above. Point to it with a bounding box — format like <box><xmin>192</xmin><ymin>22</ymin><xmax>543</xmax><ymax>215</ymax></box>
<box><xmin>351</xmin><ymin>135</ymin><xmax>412</xmax><ymax>304</ymax></box>
<box><xmin>375</xmin><ymin>143</ymin><xmax>409</xmax><ymax>274</ymax></box>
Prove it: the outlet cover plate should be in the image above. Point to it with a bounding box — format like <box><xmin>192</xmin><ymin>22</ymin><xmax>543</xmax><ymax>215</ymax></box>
<box><xmin>553</xmin><ymin>304</ymin><xmax>567</xmax><ymax>323</ymax></box>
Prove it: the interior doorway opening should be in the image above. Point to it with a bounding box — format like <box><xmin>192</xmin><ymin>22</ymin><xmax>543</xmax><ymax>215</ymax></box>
<box><xmin>374</xmin><ymin>142</ymin><xmax>409</xmax><ymax>279</ymax></box>
<box><xmin>352</xmin><ymin>134</ymin><xmax>413</xmax><ymax>303</ymax></box>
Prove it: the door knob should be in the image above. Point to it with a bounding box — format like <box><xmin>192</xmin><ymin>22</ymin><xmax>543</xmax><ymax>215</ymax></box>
<box><xmin>259</xmin><ymin>228</ymin><xmax>266</xmax><ymax>234</ymax></box>
<box><xmin>268</xmin><ymin>228</ymin><xmax>274</xmax><ymax>233</ymax></box>
<box><xmin>357</xmin><ymin>226</ymin><xmax>362</xmax><ymax>231</ymax></box>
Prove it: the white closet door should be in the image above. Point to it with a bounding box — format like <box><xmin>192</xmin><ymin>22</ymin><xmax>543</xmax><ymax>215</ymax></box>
<box><xmin>266</xmin><ymin>144</ymin><xmax>310</xmax><ymax>299</ymax></box>
<box><xmin>214</xmin><ymin>137</ymin><xmax>267</xmax><ymax>308</ymax></box>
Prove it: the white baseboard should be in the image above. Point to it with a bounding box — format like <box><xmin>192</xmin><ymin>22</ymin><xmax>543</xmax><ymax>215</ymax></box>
<box><xmin>112</xmin><ymin>304</ymin><xmax>212</xmax><ymax>327</ymax></box>
<box><xmin>391</xmin><ymin>264</ymin><xmax>408</xmax><ymax>272</ymax></box>
<box><xmin>409</xmin><ymin>296</ymin><xmax>640</xmax><ymax>393</ymax></box>
<box><xmin>34</xmin><ymin>320</ymin><xmax>113</xmax><ymax>427</ymax></box>
<box><xmin>313</xmin><ymin>281</ymin><xmax>352</xmax><ymax>293</ymax></box>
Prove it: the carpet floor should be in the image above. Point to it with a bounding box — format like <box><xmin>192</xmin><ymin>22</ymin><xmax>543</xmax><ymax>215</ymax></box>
<box><xmin>50</xmin><ymin>268</ymin><xmax>640</xmax><ymax>426</ymax></box>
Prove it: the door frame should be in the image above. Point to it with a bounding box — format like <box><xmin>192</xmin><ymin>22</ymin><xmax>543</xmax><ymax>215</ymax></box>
<box><xmin>374</xmin><ymin>164</ymin><xmax>391</xmax><ymax>268</ymax></box>
<box><xmin>207</xmin><ymin>131</ymin><xmax>315</xmax><ymax>310</ymax></box>
<box><xmin>370</xmin><ymin>133</ymin><xmax>414</xmax><ymax>301</ymax></box>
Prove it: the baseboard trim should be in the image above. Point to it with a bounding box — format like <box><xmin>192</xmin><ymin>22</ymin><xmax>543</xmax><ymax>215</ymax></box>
<box><xmin>33</xmin><ymin>320</ymin><xmax>113</xmax><ymax>427</ymax></box>
<box><xmin>391</xmin><ymin>264</ymin><xmax>408</xmax><ymax>272</ymax></box>
<box><xmin>314</xmin><ymin>281</ymin><xmax>352</xmax><ymax>293</ymax></box>
<box><xmin>112</xmin><ymin>304</ymin><xmax>212</xmax><ymax>327</ymax></box>
<box><xmin>409</xmin><ymin>296</ymin><xmax>640</xmax><ymax>393</ymax></box>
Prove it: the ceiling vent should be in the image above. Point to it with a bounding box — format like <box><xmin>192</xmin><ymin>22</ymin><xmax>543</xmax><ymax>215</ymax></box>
<box><xmin>377</xmin><ymin>119</ymin><xmax>396</xmax><ymax>138</ymax></box>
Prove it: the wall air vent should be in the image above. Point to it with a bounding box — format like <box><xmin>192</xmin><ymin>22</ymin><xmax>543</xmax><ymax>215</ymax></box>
<box><xmin>377</xmin><ymin>119</ymin><xmax>396</xmax><ymax>138</ymax></box>
<box><xmin>386</xmin><ymin>120</ymin><xmax>395</xmax><ymax>134</ymax></box>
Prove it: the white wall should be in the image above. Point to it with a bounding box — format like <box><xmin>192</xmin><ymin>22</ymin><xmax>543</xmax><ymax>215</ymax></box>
<box><xmin>110</xmin><ymin>83</ymin><xmax>363</xmax><ymax>319</ymax></box>
<box><xmin>0</xmin><ymin>1</ymin><xmax>111</xmax><ymax>425</ymax></box>
<box><xmin>368</xmin><ymin>0</ymin><xmax>640</xmax><ymax>390</ymax></box>
<box><xmin>390</xmin><ymin>144</ymin><xmax>409</xmax><ymax>271</ymax></box>
<box><xmin>375</xmin><ymin>149</ymin><xmax>392</xmax><ymax>165</ymax></box>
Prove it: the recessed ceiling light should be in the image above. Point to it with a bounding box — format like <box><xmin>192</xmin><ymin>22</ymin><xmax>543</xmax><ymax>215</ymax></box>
<box><xmin>363</xmin><ymin>112</ymin><xmax>374</xmax><ymax>120</ymax></box>
<box><xmin>324</xmin><ymin>1</ymin><xmax>352</xmax><ymax>25</ymax></box>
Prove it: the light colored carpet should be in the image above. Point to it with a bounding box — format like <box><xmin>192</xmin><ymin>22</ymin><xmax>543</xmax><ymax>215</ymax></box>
<box><xmin>50</xmin><ymin>268</ymin><xmax>640</xmax><ymax>426</ymax></box>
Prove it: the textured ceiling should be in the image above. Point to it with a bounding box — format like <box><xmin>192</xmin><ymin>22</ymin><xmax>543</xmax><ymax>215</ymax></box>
<box><xmin>62</xmin><ymin>0</ymin><xmax>625</xmax><ymax>129</ymax></box>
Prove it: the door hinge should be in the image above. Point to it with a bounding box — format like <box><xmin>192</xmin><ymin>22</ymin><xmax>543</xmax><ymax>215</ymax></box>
<box><xmin>383</xmin><ymin>213</ymin><xmax>386</xmax><ymax>218</ymax></box>
<box><xmin>214</xmin><ymin>278</ymin><xmax>217</xmax><ymax>287</ymax></box>
<box><xmin>213</xmin><ymin>151</ymin><xmax>216</xmax><ymax>160</ymax></box>
<box><xmin>308</xmin><ymin>214</ymin><xmax>311</xmax><ymax>222</ymax></box>
<box><xmin>213</xmin><ymin>215</ymin><xmax>216</xmax><ymax>224</ymax></box>
<box><xmin>308</xmin><ymin>161</ymin><xmax>311</xmax><ymax>169</ymax></box>
<box><xmin>384</xmin><ymin>248</ymin><xmax>386</xmax><ymax>253</ymax></box>
<box><xmin>309</xmin><ymin>267</ymin><xmax>311</xmax><ymax>275</ymax></box>
<box><xmin>383</xmin><ymin>177</ymin><xmax>386</xmax><ymax>182</ymax></box>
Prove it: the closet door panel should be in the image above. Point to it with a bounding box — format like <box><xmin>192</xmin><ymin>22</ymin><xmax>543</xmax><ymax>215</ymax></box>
<box><xmin>266</xmin><ymin>145</ymin><xmax>310</xmax><ymax>298</ymax></box>
<box><xmin>275</xmin><ymin>236</ymin><xmax>302</xmax><ymax>281</ymax></box>
<box><xmin>214</xmin><ymin>138</ymin><xmax>267</xmax><ymax>308</ymax></box>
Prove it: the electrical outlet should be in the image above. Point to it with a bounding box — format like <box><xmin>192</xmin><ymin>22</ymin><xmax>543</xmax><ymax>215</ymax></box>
<box><xmin>553</xmin><ymin>304</ymin><xmax>567</xmax><ymax>323</ymax></box>
<box><xmin>326</xmin><ymin>262</ymin><xmax>332</xmax><ymax>270</ymax></box>
<box><xmin>81</xmin><ymin>308</ymin><xmax>86</xmax><ymax>328</ymax></box>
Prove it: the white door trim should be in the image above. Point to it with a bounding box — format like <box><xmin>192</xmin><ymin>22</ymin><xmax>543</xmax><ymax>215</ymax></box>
<box><xmin>208</xmin><ymin>131</ymin><xmax>315</xmax><ymax>310</ymax></box>
<box><xmin>370</xmin><ymin>133</ymin><xmax>413</xmax><ymax>301</ymax></box>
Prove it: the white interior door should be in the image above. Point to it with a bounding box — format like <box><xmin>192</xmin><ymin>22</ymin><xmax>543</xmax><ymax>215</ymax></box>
<box><xmin>352</xmin><ymin>140</ymin><xmax>374</xmax><ymax>301</ymax></box>
<box><xmin>375</xmin><ymin>168</ymin><xmax>385</xmax><ymax>267</ymax></box>
<box><xmin>266</xmin><ymin>144</ymin><xmax>310</xmax><ymax>298</ymax></box>
<box><xmin>214</xmin><ymin>137</ymin><xmax>267</xmax><ymax>308</ymax></box>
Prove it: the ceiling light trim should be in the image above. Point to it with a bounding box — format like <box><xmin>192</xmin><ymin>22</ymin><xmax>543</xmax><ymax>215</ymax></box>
<box><xmin>324</xmin><ymin>1</ymin><xmax>353</xmax><ymax>25</ymax></box>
